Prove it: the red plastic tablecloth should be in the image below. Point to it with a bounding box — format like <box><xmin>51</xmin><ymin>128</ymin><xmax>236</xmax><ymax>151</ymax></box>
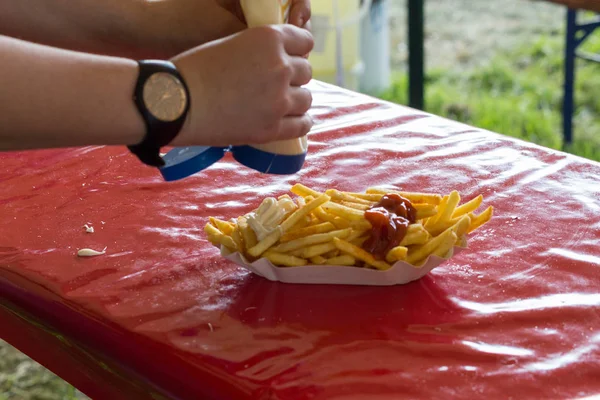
<box><xmin>2</xmin><ymin>81</ymin><xmax>600</xmax><ymax>400</ymax></box>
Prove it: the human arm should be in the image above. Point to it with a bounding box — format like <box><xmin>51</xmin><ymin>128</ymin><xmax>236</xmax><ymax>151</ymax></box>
<box><xmin>0</xmin><ymin>0</ymin><xmax>246</xmax><ymax>59</ymax></box>
<box><xmin>0</xmin><ymin>24</ymin><xmax>313</xmax><ymax>152</ymax></box>
<box><xmin>0</xmin><ymin>35</ymin><xmax>145</xmax><ymax>150</ymax></box>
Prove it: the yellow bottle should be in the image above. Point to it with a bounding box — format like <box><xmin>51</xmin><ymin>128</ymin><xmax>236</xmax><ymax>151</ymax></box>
<box><xmin>234</xmin><ymin>0</ymin><xmax>309</xmax><ymax>174</ymax></box>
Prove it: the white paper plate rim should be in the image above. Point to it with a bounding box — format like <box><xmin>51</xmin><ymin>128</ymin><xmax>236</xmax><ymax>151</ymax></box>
<box><xmin>218</xmin><ymin>245</ymin><xmax>466</xmax><ymax>286</ymax></box>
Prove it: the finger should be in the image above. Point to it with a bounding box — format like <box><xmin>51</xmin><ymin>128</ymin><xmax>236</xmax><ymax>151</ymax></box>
<box><xmin>281</xmin><ymin>25</ymin><xmax>314</xmax><ymax>56</ymax></box>
<box><xmin>278</xmin><ymin>114</ymin><xmax>314</xmax><ymax>140</ymax></box>
<box><xmin>287</xmin><ymin>87</ymin><xmax>313</xmax><ymax>116</ymax></box>
<box><xmin>289</xmin><ymin>0</ymin><xmax>311</xmax><ymax>28</ymax></box>
<box><xmin>289</xmin><ymin>56</ymin><xmax>312</xmax><ymax>86</ymax></box>
<box><xmin>301</xmin><ymin>20</ymin><xmax>312</xmax><ymax>59</ymax></box>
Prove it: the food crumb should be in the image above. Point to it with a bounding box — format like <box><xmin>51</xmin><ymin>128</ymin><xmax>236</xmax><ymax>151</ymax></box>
<box><xmin>208</xmin><ymin>323</ymin><xmax>214</xmax><ymax>332</ymax></box>
<box><xmin>77</xmin><ymin>247</ymin><xmax>106</xmax><ymax>257</ymax></box>
<box><xmin>83</xmin><ymin>224</ymin><xmax>94</xmax><ymax>233</ymax></box>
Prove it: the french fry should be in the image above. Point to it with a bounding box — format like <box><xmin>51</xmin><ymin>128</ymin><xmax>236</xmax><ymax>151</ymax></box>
<box><xmin>437</xmin><ymin>191</ymin><xmax>461</xmax><ymax>224</ymax></box>
<box><xmin>248</xmin><ymin>228</ymin><xmax>282</xmax><ymax>257</ymax></box>
<box><xmin>322</xmin><ymin>202</ymin><xmax>365</xmax><ymax>221</ymax></box>
<box><xmin>231</xmin><ymin>224</ymin><xmax>244</xmax><ymax>251</ymax></box>
<box><xmin>280</xmin><ymin>194</ymin><xmax>330</xmax><ymax>232</ymax></box>
<box><xmin>350</xmin><ymin>235</ymin><xmax>369</xmax><ymax>247</ymax></box>
<box><xmin>344</xmin><ymin>193</ymin><xmax>384</xmax><ymax>202</ymax></box>
<box><xmin>350</xmin><ymin>219</ymin><xmax>372</xmax><ymax>231</ymax></box>
<box><xmin>272</xmin><ymin>228</ymin><xmax>352</xmax><ymax>253</ymax></box>
<box><xmin>332</xmin><ymin>217</ymin><xmax>351</xmax><ymax>229</ymax></box>
<box><xmin>209</xmin><ymin>217</ymin><xmax>235</xmax><ymax>236</ymax></box>
<box><xmin>416</xmin><ymin>207</ymin><xmax>438</xmax><ymax>220</ymax></box>
<box><xmin>296</xmin><ymin>196</ymin><xmax>306</xmax><ymax>208</ymax></box>
<box><xmin>301</xmin><ymin>242</ymin><xmax>337</xmax><ymax>258</ymax></box>
<box><xmin>333</xmin><ymin>238</ymin><xmax>391</xmax><ymax>270</ymax></box>
<box><xmin>424</xmin><ymin>195</ymin><xmax>449</xmax><ymax>228</ymax></box>
<box><xmin>427</xmin><ymin>213</ymin><xmax>472</xmax><ymax>237</ymax></box>
<box><xmin>397</xmin><ymin>191</ymin><xmax>443</xmax><ymax>205</ymax></box>
<box><xmin>205</xmin><ymin>222</ymin><xmax>225</xmax><ymax>238</ymax></box>
<box><xmin>298</xmin><ymin>229</ymin><xmax>364</xmax><ymax>258</ymax></box>
<box><xmin>431</xmin><ymin>232</ymin><xmax>458</xmax><ymax>259</ymax></box>
<box><xmin>326</xmin><ymin>189</ymin><xmax>373</xmax><ymax>205</ymax></box>
<box><xmin>366</xmin><ymin>188</ymin><xmax>442</xmax><ymax>205</ymax></box>
<box><xmin>411</xmin><ymin>231</ymin><xmax>458</xmax><ymax>267</ymax></box>
<box><xmin>406</xmin><ymin>228</ymin><xmax>455</xmax><ymax>265</ymax></box>
<box><xmin>313</xmin><ymin>206</ymin><xmax>337</xmax><ymax>224</ymax></box>
<box><xmin>288</xmin><ymin>215</ymin><xmax>312</xmax><ymax>232</ymax></box>
<box><xmin>323</xmin><ymin>249</ymin><xmax>340</xmax><ymax>258</ymax></box>
<box><xmin>205</xmin><ymin>223</ymin><xmax>238</xmax><ymax>250</ymax></box>
<box><xmin>452</xmin><ymin>195</ymin><xmax>483</xmax><ymax>218</ymax></box>
<box><xmin>263</xmin><ymin>250</ymin><xmax>307</xmax><ymax>267</ymax></box>
<box><xmin>340</xmin><ymin>201</ymin><xmax>370</xmax><ymax>211</ymax></box>
<box><xmin>467</xmin><ymin>206</ymin><xmax>494</xmax><ymax>233</ymax></box>
<box><xmin>386</xmin><ymin>246</ymin><xmax>408</xmax><ymax>263</ymax></box>
<box><xmin>288</xmin><ymin>248</ymin><xmax>303</xmax><ymax>257</ymax></box>
<box><xmin>399</xmin><ymin>228</ymin><xmax>431</xmax><ymax>246</ymax></box>
<box><xmin>407</xmin><ymin>223</ymin><xmax>427</xmax><ymax>235</ymax></box>
<box><xmin>414</xmin><ymin>203</ymin><xmax>438</xmax><ymax>220</ymax></box>
<box><xmin>238</xmin><ymin>217</ymin><xmax>258</xmax><ymax>250</ymax></box>
<box><xmin>280</xmin><ymin>222</ymin><xmax>336</xmax><ymax>242</ymax></box>
<box><xmin>310</xmin><ymin>255</ymin><xmax>327</xmax><ymax>264</ymax></box>
<box><xmin>291</xmin><ymin>183</ymin><xmax>322</xmax><ymax>198</ymax></box>
<box><xmin>451</xmin><ymin>215</ymin><xmax>472</xmax><ymax>238</ymax></box>
<box><xmin>324</xmin><ymin>255</ymin><xmax>356</xmax><ymax>266</ymax></box>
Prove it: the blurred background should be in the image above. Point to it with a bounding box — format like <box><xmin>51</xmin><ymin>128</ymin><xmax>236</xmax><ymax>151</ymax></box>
<box><xmin>1</xmin><ymin>0</ymin><xmax>598</xmax><ymax>399</ymax></box>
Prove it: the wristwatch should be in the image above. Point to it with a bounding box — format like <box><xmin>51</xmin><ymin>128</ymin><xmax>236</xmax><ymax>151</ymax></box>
<box><xmin>128</xmin><ymin>60</ymin><xmax>190</xmax><ymax>167</ymax></box>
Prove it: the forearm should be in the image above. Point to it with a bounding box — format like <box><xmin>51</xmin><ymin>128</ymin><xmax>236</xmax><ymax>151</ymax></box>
<box><xmin>0</xmin><ymin>0</ymin><xmax>148</xmax><ymax>58</ymax></box>
<box><xmin>0</xmin><ymin>0</ymin><xmax>245</xmax><ymax>58</ymax></box>
<box><xmin>0</xmin><ymin>35</ymin><xmax>145</xmax><ymax>151</ymax></box>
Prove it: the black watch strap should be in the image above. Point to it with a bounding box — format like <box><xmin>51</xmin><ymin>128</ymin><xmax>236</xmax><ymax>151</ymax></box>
<box><xmin>129</xmin><ymin>60</ymin><xmax>190</xmax><ymax>168</ymax></box>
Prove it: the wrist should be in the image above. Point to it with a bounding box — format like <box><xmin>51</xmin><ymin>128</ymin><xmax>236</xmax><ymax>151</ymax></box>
<box><xmin>128</xmin><ymin>60</ymin><xmax>191</xmax><ymax>166</ymax></box>
<box><xmin>117</xmin><ymin>60</ymin><xmax>147</xmax><ymax>146</ymax></box>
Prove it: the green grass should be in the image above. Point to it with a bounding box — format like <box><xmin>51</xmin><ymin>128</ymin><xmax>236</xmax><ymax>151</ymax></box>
<box><xmin>0</xmin><ymin>340</ymin><xmax>85</xmax><ymax>400</ymax></box>
<box><xmin>376</xmin><ymin>27</ymin><xmax>600</xmax><ymax>161</ymax></box>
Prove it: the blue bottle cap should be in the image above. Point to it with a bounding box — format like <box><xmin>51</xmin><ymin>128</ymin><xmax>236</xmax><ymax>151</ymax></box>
<box><xmin>231</xmin><ymin>145</ymin><xmax>306</xmax><ymax>175</ymax></box>
<box><xmin>159</xmin><ymin>146</ymin><xmax>228</xmax><ymax>181</ymax></box>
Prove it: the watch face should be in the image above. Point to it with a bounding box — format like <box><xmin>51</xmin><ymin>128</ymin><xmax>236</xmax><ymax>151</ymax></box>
<box><xmin>143</xmin><ymin>72</ymin><xmax>187</xmax><ymax>122</ymax></box>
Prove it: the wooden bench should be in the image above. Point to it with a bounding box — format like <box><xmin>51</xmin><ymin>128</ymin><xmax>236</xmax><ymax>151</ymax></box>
<box><xmin>545</xmin><ymin>0</ymin><xmax>600</xmax><ymax>12</ymax></box>
<box><xmin>543</xmin><ymin>1</ymin><xmax>600</xmax><ymax>144</ymax></box>
<box><xmin>407</xmin><ymin>0</ymin><xmax>599</xmax><ymax>145</ymax></box>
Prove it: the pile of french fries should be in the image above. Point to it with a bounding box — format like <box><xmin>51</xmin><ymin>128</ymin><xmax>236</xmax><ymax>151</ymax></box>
<box><xmin>205</xmin><ymin>184</ymin><xmax>493</xmax><ymax>270</ymax></box>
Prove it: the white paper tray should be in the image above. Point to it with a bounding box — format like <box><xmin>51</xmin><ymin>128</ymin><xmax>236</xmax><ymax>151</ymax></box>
<box><xmin>219</xmin><ymin>245</ymin><xmax>466</xmax><ymax>286</ymax></box>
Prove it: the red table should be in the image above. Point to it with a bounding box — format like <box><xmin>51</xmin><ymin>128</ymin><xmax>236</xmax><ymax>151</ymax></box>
<box><xmin>2</xmin><ymin>81</ymin><xmax>600</xmax><ymax>400</ymax></box>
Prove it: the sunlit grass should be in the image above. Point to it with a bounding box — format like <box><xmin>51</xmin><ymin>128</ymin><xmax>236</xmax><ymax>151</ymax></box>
<box><xmin>377</xmin><ymin>29</ymin><xmax>600</xmax><ymax>161</ymax></box>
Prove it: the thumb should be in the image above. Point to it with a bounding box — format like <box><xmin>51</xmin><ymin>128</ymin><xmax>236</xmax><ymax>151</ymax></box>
<box><xmin>289</xmin><ymin>0</ymin><xmax>311</xmax><ymax>28</ymax></box>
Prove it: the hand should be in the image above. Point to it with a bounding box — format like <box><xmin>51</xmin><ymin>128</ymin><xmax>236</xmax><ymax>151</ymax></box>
<box><xmin>288</xmin><ymin>0</ymin><xmax>312</xmax><ymax>29</ymax></box>
<box><xmin>171</xmin><ymin>24</ymin><xmax>314</xmax><ymax>147</ymax></box>
<box><xmin>217</xmin><ymin>0</ymin><xmax>311</xmax><ymax>28</ymax></box>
